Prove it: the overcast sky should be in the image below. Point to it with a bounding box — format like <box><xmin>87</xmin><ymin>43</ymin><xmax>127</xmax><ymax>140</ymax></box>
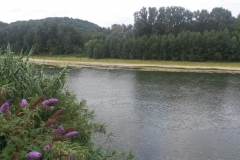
<box><xmin>0</xmin><ymin>0</ymin><xmax>239</xmax><ymax>28</ymax></box>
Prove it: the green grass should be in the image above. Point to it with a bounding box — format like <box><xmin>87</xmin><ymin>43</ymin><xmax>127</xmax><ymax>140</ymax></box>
<box><xmin>31</xmin><ymin>55</ymin><xmax>240</xmax><ymax>68</ymax></box>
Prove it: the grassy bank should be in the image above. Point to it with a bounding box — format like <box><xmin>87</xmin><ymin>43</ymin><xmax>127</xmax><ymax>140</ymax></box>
<box><xmin>31</xmin><ymin>55</ymin><xmax>240</xmax><ymax>68</ymax></box>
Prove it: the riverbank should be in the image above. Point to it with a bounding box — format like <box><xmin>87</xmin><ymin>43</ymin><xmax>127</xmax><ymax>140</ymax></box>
<box><xmin>28</xmin><ymin>57</ymin><xmax>240</xmax><ymax>73</ymax></box>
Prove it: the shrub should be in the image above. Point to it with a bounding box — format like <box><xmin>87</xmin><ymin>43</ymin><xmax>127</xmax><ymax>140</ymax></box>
<box><xmin>0</xmin><ymin>45</ymin><xmax>134</xmax><ymax>159</ymax></box>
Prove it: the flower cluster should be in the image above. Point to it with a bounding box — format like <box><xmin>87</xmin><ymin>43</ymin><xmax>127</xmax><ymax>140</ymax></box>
<box><xmin>1</xmin><ymin>99</ymin><xmax>29</xmax><ymax>114</ymax></box>
<box><xmin>52</xmin><ymin>125</ymin><xmax>78</xmax><ymax>138</ymax></box>
<box><xmin>65</xmin><ymin>131</ymin><xmax>78</xmax><ymax>138</ymax></box>
<box><xmin>25</xmin><ymin>97</ymin><xmax>78</xmax><ymax>159</ymax></box>
<box><xmin>26</xmin><ymin>151</ymin><xmax>42</xmax><ymax>159</ymax></box>
<box><xmin>44</xmin><ymin>144</ymin><xmax>51</xmax><ymax>151</ymax></box>
<box><xmin>42</xmin><ymin>98</ymin><xmax>59</xmax><ymax>105</ymax></box>
<box><xmin>6</xmin><ymin>99</ymin><xmax>11</xmax><ymax>105</ymax></box>
<box><xmin>49</xmin><ymin>106</ymin><xmax>55</xmax><ymax>110</ymax></box>
<box><xmin>21</xmin><ymin>99</ymin><xmax>28</xmax><ymax>107</ymax></box>
<box><xmin>1</xmin><ymin>96</ymin><xmax>80</xmax><ymax>159</ymax></box>
<box><xmin>0</xmin><ymin>102</ymin><xmax>9</xmax><ymax>114</ymax></box>
<box><xmin>53</xmin><ymin>125</ymin><xmax>65</xmax><ymax>135</ymax></box>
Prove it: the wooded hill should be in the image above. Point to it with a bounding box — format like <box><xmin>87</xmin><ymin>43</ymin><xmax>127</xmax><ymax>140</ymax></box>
<box><xmin>0</xmin><ymin>17</ymin><xmax>108</xmax><ymax>54</ymax></box>
<box><xmin>1</xmin><ymin>6</ymin><xmax>240</xmax><ymax>61</ymax></box>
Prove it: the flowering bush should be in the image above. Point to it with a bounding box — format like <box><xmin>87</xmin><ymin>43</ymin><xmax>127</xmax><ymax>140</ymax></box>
<box><xmin>0</xmin><ymin>45</ymin><xmax>134</xmax><ymax>160</ymax></box>
<box><xmin>0</xmin><ymin>95</ymin><xmax>81</xmax><ymax>159</ymax></box>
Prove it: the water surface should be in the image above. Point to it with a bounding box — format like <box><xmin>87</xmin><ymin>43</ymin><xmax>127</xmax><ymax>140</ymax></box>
<box><xmin>60</xmin><ymin>68</ymin><xmax>240</xmax><ymax>160</ymax></box>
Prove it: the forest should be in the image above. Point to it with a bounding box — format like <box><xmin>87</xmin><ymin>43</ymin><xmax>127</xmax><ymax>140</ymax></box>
<box><xmin>0</xmin><ymin>6</ymin><xmax>240</xmax><ymax>61</ymax></box>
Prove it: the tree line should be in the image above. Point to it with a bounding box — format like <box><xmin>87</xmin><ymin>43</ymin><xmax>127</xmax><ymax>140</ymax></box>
<box><xmin>86</xmin><ymin>6</ymin><xmax>240</xmax><ymax>61</ymax></box>
<box><xmin>0</xmin><ymin>6</ymin><xmax>240</xmax><ymax>61</ymax></box>
<box><xmin>133</xmin><ymin>6</ymin><xmax>236</xmax><ymax>36</ymax></box>
<box><xmin>86</xmin><ymin>30</ymin><xmax>240</xmax><ymax>61</ymax></box>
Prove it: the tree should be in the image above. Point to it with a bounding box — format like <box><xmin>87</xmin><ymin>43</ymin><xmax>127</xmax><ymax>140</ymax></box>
<box><xmin>232</xmin><ymin>14</ymin><xmax>240</xmax><ymax>40</ymax></box>
<box><xmin>209</xmin><ymin>7</ymin><xmax>234</xmax><ymax>31</ymax></box>
<box><xmin>133</xmin><ymin>7</ymin><xmax>150</xmax><ymax>36</ymax></box>
<box><xmin>85</xmin><ymin>39</ymin><xmax>97</xmax><ymax>58</ymax></box>
<box><xmin>148</xmin><ymin>7</ymin><xmax>158</xmax><ymax>35</ymax></box>
<box><xmin>0</xmin><ymin>21</ymin><xmax>8</xmax><ymax>28</ymax></box>
<box><xmin>93</xmin><ymin>42</ymin><xmax>104</xmax><ymax>59</ymax></box>
<box><xmin>111</xmin><ymin>24</ymin><xmax>124</xmax><ymax>36</ymax></box>
<box><xmin>193</xmin><ymin>9</ymin><xmax>210</xmax><ymax>32</ymax></box>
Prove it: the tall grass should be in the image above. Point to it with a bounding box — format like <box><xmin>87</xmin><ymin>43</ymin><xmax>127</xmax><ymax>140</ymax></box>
<box><xmin>0</xmin><ymin>45</ymin><xmax>69</xmax><ymax>99</ymax></box>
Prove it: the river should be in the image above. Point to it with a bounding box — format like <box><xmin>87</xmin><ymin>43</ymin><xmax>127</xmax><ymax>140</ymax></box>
<box><xmin>50</xmin><ymin>67</ymin><xmax>240</xmax><ymax>160</ymax></box>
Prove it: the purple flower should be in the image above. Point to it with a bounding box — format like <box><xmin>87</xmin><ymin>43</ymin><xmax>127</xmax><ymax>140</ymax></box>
<box><xmin>66</xmin><ymin>155</ymin><xmax>74</xmax><ymax>160</ymax></box>
<box><xmin>0</xmin><ymin>102</ymin><xmax>9</xmax><ymax>114</ymax></box>
<box><xmin>21</xmin><ymin>99</ymin><xmax>28</xmax><ymax>107</ymax></box>
<box><xmin>42</xmin><ymin>101</ymin><xmax>47</xmax><ymax>105</ymax></box>
<box><xmin>49</xmin><ymin>106</ymin><xmax>54</xmax><ymax>110</ymax></box>
<box><xmin>53</xmin><ymin>125</ymin><xmax>65</xmax><ymax>135</ymax></box>
<box><xmin>65</xmin><ymin>131</ymin><xmax>78</xmax><ymax>138</ymax></box>
<box><xmin>44</xmin><ymin>144</ymin><xmax>51</xmax><ymax>151</ymax></box>
<box><xmin>6</xmin><ymin>99</ymin><xmax>11</xmax><ymax>105</ymax></box>
<box><xmin>42</xmin><ymin>98</ymin><xmax>58</xmax><ymax>105</ymax></box>
<box><xmin>26</xmin><ymin>151</ymin><xmax>42</xmax><ymax>159</ymax></box>
<box><xmin>49</xmin><ymin>124</ymin><xmax>54</xmax><ymax>129</ymax></box>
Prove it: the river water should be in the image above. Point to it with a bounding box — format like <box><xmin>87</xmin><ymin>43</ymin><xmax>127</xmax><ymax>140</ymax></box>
<box><xmin>51</xmin><ymin>67</ymin><xmax>240</xmax><ymax>160</ymax></box>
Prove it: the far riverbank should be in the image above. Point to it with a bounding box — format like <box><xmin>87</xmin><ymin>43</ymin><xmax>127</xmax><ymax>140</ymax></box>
<box><xmin>28</xmin><ymin>57</ymin><xmax>240</xmax><ymax>73</ymax></box>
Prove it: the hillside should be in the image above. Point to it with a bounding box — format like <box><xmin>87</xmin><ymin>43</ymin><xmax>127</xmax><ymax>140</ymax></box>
<box><xmin>0</xmin><ymin>17</ymin><xmax>108</xmax><ymax>54</ymax></box>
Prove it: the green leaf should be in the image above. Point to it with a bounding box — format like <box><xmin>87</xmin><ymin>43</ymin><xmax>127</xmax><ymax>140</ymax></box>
<box><xmin>1</xmin><ymin>124</ymin><xmax>9</xmax><ymax>130</ymax></box>
<box><xmin>30</xmin><ymin>128</ymin><xmax>42</xmax><ymax>137</ymax></box>
<box><xmin>10</xmin><ymin>136</ymin><xmax>23</xmax><ymax>143</ymax></box>
<box><xmin>2</xmin><ymin>143</ymin><xmax>16</xmax><ymax>155</ymax></box>
<box><xmin>0</xmin><ymin>132</ymin><xmax>6</xmax><ymax>136</ymax></box>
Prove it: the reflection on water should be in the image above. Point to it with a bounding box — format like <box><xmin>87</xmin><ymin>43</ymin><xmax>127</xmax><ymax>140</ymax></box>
<box><xmin>49</xmin><ymin>67</ymin><xmax>240</xmax><ymax>160</ymax></box>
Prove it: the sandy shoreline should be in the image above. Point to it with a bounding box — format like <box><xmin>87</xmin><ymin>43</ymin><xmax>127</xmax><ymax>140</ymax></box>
<box><xmin>29</xmin><ymin>58</ymin><xmax>240</xmax><ymax>73</ymax></box>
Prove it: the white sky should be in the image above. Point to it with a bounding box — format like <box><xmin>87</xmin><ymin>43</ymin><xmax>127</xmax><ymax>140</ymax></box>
<box><xmin>0</xmin><ymin>0</ymin><xmax>239</xmax><ymax>28</ymax></box>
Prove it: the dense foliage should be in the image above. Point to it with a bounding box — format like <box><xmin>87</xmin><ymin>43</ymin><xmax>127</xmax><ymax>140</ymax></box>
<box><xmin>86</xmin><ymin>6</ymin><xmax>240</xmax><ymax>61</ymax></box>
<box><xmin>86</xmin><ymin>29</ymin><xmax>240</xmax><ymax>61</ymax></box>
<box><xmin>0</xmin><ymin>46</ymin><xmax>134</xmax><ymax>159</ymax></box>
<box><xmin>133</xmin><ymin>6</ymin><xmax>236</xmax><ymax>36</ymax></box>
<box><xmin>0</xmin><ymin>17</ymin><xmax>108</xmax><ymax>55</ymax></box>
<box><xmin>0</xmin><ymin>6</ymin><xmax>240</xmax><ymax>61</ymax></box>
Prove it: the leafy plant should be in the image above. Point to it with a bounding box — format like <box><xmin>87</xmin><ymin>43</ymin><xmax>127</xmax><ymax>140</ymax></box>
<box><xmin>0</xmin><ymin>45</ymin><xmax>134</xmax><ymax>159</ymax></box>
